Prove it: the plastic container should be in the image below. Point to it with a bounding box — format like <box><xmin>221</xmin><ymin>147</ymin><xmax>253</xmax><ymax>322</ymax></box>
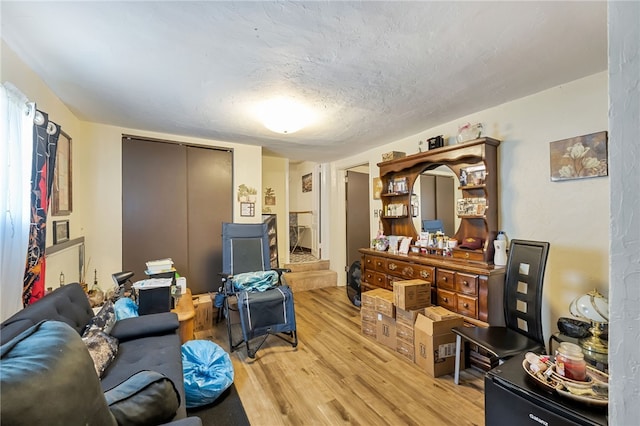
<box><xmin>555</xmin><ymin>342</ymin><xmax>587</xmax><ymax>381</ymax></box>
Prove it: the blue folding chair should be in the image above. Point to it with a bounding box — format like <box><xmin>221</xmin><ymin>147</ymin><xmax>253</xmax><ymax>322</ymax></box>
<box><xmin>220</xmin><ymin>223</ymin><xmax>297</xmax><ymax>358</ymax></box>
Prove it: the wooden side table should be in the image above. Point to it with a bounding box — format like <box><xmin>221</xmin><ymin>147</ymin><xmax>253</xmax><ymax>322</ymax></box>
<box><xmin>172</xmin><ymin>288</ymin><xmax>195</xmax><ymax>344</ymax></box>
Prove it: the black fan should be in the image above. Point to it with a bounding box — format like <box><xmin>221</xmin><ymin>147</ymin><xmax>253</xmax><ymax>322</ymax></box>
<box><xmin>346</xmin><ymin>260</ymin><xmax>361</xmax><ymax>307</ymax></box>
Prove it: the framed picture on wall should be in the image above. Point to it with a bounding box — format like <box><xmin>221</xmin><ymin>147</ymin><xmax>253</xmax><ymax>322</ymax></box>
<box><xmin>240</xmin><ymin>202</ymin><xmax>255</xmax><ymax>217</ymax></box>
<box><xmin>52</xmin><ymin>130</ymin><xmax>72</xmax><ymax>215</ymax></box>
<box><xmin>53</xmin><ymin>220</ymin><xmax>69</xmax><ymax>244</ymax></box>
<box><xmin>302</xmin><ymin>173</ymin><xmax>312</xmax><ymax>193</ymax></box>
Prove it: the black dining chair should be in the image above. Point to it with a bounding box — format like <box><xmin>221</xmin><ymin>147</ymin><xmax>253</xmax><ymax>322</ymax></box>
<box><xmin>452</xmin><ymin>239</ymin><xmax>550</xmax><ymax>384</ymax></box>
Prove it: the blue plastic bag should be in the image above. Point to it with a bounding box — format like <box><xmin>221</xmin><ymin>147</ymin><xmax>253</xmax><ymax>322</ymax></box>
<box><xmin>114</xmin><ymin>297</ymin><xmax>138</xmax><ymax>320</ymax></box>
<box><xmin>182</xmin><ymin>340</ymin><xmax>234</xmax><ymax>408</ymax></box>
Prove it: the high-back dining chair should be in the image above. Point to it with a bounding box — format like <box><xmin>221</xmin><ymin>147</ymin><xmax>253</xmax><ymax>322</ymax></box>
<box><xmin>452</xmin><ymin>239</ymin><xmax>550</xmax><ymax>384</ymax></box>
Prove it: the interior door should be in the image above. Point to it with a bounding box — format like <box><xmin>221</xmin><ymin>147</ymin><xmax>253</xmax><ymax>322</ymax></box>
<box><xmin>346</xmin><ymin>169</ymin><xmax>370</xmax><ymax>268</ymax></box>
<box><xmin>122</xmin><ymin>138</ymin><xmax>188</xmax><ymax>283</ymax></box>
<box><xmin>122</xmin><ymin>137</ymin><xmax>232</xmax><ymax>294</ymax></box>
<box><xmin>186</xmin><ymin>146</ymin><xmax>232</xmax><ymax>294</ymax></box>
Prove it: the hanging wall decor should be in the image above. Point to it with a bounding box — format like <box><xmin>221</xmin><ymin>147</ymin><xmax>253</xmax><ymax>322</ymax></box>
<box><xmin>302</xmin><ymin>173</ymin><xmax>312</xmax><ymax>193</ymax></box>
<box><xmin>550</xmin><ymin>131</ymin><xmax>608</xmax><ymax>182</ymax></box>
<box><xmin>52</xmin><ymin>130</ymin><xmax>72</xmax><ymax>215</ymax></box>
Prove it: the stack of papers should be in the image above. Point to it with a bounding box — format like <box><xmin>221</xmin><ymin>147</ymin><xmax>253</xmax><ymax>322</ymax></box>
<box><xmin>145</xmin><ymin>258</ymin><xmax>175</xmax><ymax>275</ymax></box>
<box><xmin>133</xmin><ymin>278</ymin><xmax>173</xmax><ymax>289</ymax></box>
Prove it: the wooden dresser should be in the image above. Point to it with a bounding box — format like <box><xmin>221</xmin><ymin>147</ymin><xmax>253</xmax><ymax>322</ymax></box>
<box><xmin>360</xmin><ymin>247</ymin><xmax>505</xmax><ymax>327</ymax></box>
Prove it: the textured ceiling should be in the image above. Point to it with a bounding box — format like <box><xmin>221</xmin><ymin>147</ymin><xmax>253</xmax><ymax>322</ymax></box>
<box><xmin>1</xmin><ymin>1</ymin><xmax>607</xmax><ymax>162</ymax></box>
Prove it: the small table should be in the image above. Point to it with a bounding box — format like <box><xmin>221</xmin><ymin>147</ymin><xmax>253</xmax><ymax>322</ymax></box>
<box><xmin>172</xmin><ymin>288</ymin><xmax>195</xmax><ymax>344</ymax></box>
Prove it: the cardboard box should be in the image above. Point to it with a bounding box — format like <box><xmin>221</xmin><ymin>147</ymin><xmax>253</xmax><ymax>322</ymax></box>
<box><xmin>424</xmin><ymin>305</ymin><xmax>459</xmax><ymax>321</ymax></box>
<box><xmin>395</xmin><ymin>307</ymin><xmax>423</xmax><ymax>327</ymax></box>
<box><xmin>375</xmin><ymin>290</ymin><xmax>395</xmax><ymax>318</ymax></box>
<box><xmin>394</xmin><ymin>280</ymin><xmax>431</xmax><ymax>311</ymax></box>
<box><xmin>396</xmin><ymin>339</ymin><xmax>415</xmax><ymax>363</ymax></box>
<box><xmin>361</xmin><ymin>308</ymin><xmax>377</xmax><ymax>338</ymax></box>
<box><xmin>376</xmin><ymin>313</ymin><xmax>396</xmax><ymax>349</ymax></box>
<box><xmin>192</xmin><ymin>293</ymin><xmax>214</xmax><ymax>332</ymax></box>
<box><xmin>382</xmin><ymin>151</ymin><xmax>406</xmax><ymax>161</ymax></box>
<box><xmin>396</xmin><ymin>323</ymin><xmax>414</xmax><ymax>344</ymax></box>
<box><xmin>361</xmin><ymin>289</ymin><xmax>385</xmax><ymax>310</ymax></box>
<box><xmin>414</xmin><ymin>312</ymin><xmax>464</xmax><ymax>377</ymax></box>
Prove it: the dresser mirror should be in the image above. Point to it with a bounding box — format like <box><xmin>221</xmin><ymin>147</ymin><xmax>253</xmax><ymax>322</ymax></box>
<box><xmin>411</xmin><ymin>165</ymin><xmax>462</xmax><ymax>237</ymax></box>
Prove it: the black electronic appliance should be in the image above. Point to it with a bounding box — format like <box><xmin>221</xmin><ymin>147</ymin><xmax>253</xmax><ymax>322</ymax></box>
<box><xmin>485</xmin><ymin>354</ymin><xmax>607</xmax><ymax>426</ymax></box>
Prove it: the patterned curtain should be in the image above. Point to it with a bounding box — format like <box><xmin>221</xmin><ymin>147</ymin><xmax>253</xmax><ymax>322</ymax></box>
<box><xmin>23</xmin><ymin>111</ymin><xmax>60</xmax><ymax>306</ymax></box>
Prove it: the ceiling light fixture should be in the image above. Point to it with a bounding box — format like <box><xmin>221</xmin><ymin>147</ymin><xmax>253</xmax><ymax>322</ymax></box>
<box><xmin>255</xmin><ymin>97</ymin><xmax>315</xmax><ymax>135</ymax></box>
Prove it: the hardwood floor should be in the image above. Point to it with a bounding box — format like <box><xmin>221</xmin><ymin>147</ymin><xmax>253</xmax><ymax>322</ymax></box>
<box><xmin>206</xmin><ymin>286</ymin><xmax>486</xmax><ymax>425</ymax></box>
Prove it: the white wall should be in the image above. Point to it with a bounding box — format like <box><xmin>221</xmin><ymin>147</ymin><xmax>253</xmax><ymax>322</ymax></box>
<box><xmin>289</xmin><ymin>161</ymin><xmax>316</xmax><ymax>252</ymax></box>
<box><xmin>328</xmin><ymin>72</ymin><xmax>609</xmax><ymax>344</ymax></box>
<box><xmin>262</xmin><ymin>155</ymin><xmax>290</xmax><ymax>266</ymax></box>
<box><xmin>608</xmin><ymin>2</ymin><xmax>640</xmax><ymax>423</ymax></box>
<box><xmin>2</xmin><ymin>40</ymin><xmax>263</xmax><ymax>292</ymax></box>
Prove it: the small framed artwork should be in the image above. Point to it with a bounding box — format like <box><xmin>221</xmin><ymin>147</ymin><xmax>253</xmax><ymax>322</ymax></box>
<box><xmin>302</xmin><ymin>173</ymin><xmax>312</xmax><ymax>193</ymax></box>
<box><xmin>240</xmin><ymin>202</ymin><xmax>255</xmax><ymax>217</ymax></box>
<box><xmin>550</xmin><ymin>131</ymin><xmax>608</xmax><ymax>182</ymax></box>
<box><xmin>52</xmin><ymin>130</ymin><xmax>72</xmax><ymax>215</ymax></box>
<box><xmin>373</xmin><ymin>177</ymin><xmax>382</xmax><ymax>199</ymax></box>
<box><xmin>53</xmin><ymin>220</ymin><xmax>69</xmax><ymax>244</ymax></box>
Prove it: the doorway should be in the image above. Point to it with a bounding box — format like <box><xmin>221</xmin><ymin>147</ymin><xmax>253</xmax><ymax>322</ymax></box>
<box><xmin>345</xmin><ymin>166</ymin><xmax>370</xmax><ymax>269</ymax></box>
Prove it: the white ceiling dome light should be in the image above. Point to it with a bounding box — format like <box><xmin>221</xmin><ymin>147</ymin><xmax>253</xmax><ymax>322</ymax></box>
<box><xmin>255</xmin><ymin>97</ymin><xmax>316</xmax><ymax>135</ymax></box>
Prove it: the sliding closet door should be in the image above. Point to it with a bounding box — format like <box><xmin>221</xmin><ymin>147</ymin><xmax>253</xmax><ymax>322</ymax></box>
<box><xmin>186</xmin><ymin>146</ymin><xmax>232</xmax><ymax>294</ymax></box>
<box><xmin>122</xmin><ymin>139</ymin><xmax>188</xmax><ymax>282</ymax></box>
<box><xmin>122</xmin><ymin>137</ymin><xmax>232</xmax><ymax>294</ymax></box>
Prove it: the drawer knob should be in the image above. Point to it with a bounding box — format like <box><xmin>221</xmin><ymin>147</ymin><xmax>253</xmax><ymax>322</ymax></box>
<box><xmin>442</xmin><ymin>277</ymin><xmax>447</xmax><ymax>282</ymax></box>
<box><xmin>463</xmin><ymin>303</ymin><xmax>469</xmax><ymax>308</ymax></box>
<box><xmin>443</xmin><ymin>297</ymin><xmax>448</xmax><ymax>303</ymax></box>
<box><xmin>389</xmin><ymin>263</ymin><xmax>397</xmax><ymax>270</ymax></box>
<box><xmin>420</xmin><ymin>271</ymin><xmax>431</xmax><ymax>279</ymax></box>
<box><xmin>465</xmin><ymin>252</ymin><xmax>470</xmax><ymax>258</ymax></box>
<box><xmin>463</xmin><ymin>281</ymin><xmax>469</xmax><ymax>286</ymax></box>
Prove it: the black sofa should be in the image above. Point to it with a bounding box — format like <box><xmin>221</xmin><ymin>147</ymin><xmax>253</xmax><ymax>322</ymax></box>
<box><xmin>0</xmin><ymin>283</ymin><xmax>201</xmax><ymax>425</ymax></box>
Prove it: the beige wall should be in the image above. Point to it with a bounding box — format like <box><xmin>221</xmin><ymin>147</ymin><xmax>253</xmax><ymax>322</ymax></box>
<box><xmin>262</xmin><ymin>155</ymin><xmax>290</xmax><ymax>266</ymax></box>
<box><xmin>2</xmin><ymin>40</ymin><xmax>263</xmax><ymax>291</ymax></box>
<box><xmin>328</xmin><ymin>71</ymin><xmax>609</xmax><ymax>343</ymax></box>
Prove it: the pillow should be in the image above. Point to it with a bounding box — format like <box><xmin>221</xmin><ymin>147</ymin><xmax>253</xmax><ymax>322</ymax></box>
<box><xmin>82</xmin><ymin>327</ymin><xmax>118</xmax><ymax>377</ymax></box>
<box><xmin>85</xmin><ymin>300</ymin><xmax>116</xmax><ymax>334</ymax></box>
<box><xmin>104</xmin><ymin>370</ymin><xmax>180</xmax><ymax>426</ymax></box>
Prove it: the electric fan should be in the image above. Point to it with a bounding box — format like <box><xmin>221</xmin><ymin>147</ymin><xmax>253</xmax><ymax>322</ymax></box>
<box><xmin>346</xmin><ymin>260</ymin><xmax>361</xmax><ymax>307</ymax></box>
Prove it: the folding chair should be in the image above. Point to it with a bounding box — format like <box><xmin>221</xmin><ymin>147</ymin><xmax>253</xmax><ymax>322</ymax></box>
<box><xmin>220</xmin><ymin>222</ymin><xmax>297</xmax><ymax>358</ymax></box>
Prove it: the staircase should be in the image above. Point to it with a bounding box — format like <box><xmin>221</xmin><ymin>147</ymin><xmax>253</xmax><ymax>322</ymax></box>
<box><xmin>283</xmin><ymin>260</ymin><xmax>337</xmax><ymax>292</ymax></box>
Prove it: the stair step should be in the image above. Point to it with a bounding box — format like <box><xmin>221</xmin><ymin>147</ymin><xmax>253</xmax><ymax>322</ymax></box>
<box><xmin>284</xmin><ymin>259</ymin><xmax>330</xmax><ymax>273</ymax></box>
<box><xmin>284</xmin><ymin>270</ymin><xmax>337</xmax><ymax>292</ymax></box>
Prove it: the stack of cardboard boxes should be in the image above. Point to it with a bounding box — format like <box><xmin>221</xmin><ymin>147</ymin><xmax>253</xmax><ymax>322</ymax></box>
<box><xmin>361</xmin><ymin>279</ymin><xmax>465</xmax><ymax>377</ymax></box>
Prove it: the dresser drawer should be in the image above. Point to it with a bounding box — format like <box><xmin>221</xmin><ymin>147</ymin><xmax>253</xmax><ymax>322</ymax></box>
<box><xmin>436</xmin><ymin>269</ymin><xmax>455</xmax><ymax>291</ymax></box>
<box><xmin>414</xmin><ymin>265</ymin><xmax>435</xmax><ymax>283</ymax></box>
<box><xmin>373</xmin><ymin>257</ymin><xmax>387</xmax><ymax>272</ymax></box>
<box><xmin>437</xmin><ymin>288</ymin><xmax>456</xmax><ymax>311</ymax></box>
<box><xmin>456</xmin><ymin>294</ymin><xmax>478</xmax><ymax>318</ymax></box>
<box><xmin>363</xmin><ymin>270</ymin><xmax>386</xmax><ymax>289</ymax></box>
<box><xmin>455</xmin><ymin>272</ymin><xmax>479</xmax><ymax>296</ymax></box>
<box><xmin>386</xmin><ymin>259</ymin><xmax>416</xmax><ymax>279</ymax></box>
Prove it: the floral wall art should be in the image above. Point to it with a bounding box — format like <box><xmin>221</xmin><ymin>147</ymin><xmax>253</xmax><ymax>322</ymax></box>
<box><xmin>549</xmin><ymin>131</ymin><xmax>608</xmax><ymax>182</ymax></box>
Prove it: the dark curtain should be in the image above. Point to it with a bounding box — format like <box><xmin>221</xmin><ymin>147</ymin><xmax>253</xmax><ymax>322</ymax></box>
<box><xmin>23</xmin><ymin>111</ymin><xmax>60</xmax><ymax>306</ymax></box>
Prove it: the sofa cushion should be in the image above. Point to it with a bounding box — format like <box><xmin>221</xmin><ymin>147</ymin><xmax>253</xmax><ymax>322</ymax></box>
<box><xmin>110</xmin><ymin>312</ymin><xmax>179</xmax><ymax>342</ymax></box>
<box><xmin>82</xmin><ymin>327</ymin><xmax>119</xmax><ymax>377</ymax></box>
<box><xmin>0</xmin><ymin>321</ymin><xmax>116</xmax><ymax>425</ymax></box>
<box><xmin>0</xmin><ymin>283</ymin><xmax>93</xmax><ymax>345</ymax></box>
<box><xmin>104</xmin><ymin>370</ymin><xmax>180</xmax><ymax>426</ymax></box>
<box><xmin>101</xmin><ymin>332</ymin><xmax>187</xmax><ymax>419</ymax></box>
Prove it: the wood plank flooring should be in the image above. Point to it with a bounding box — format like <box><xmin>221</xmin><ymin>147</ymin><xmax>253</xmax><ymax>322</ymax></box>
<box><xmin>205</xmin><ymin>286</ymin><xmax>486</xmax><ymax>425</ymax></box>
